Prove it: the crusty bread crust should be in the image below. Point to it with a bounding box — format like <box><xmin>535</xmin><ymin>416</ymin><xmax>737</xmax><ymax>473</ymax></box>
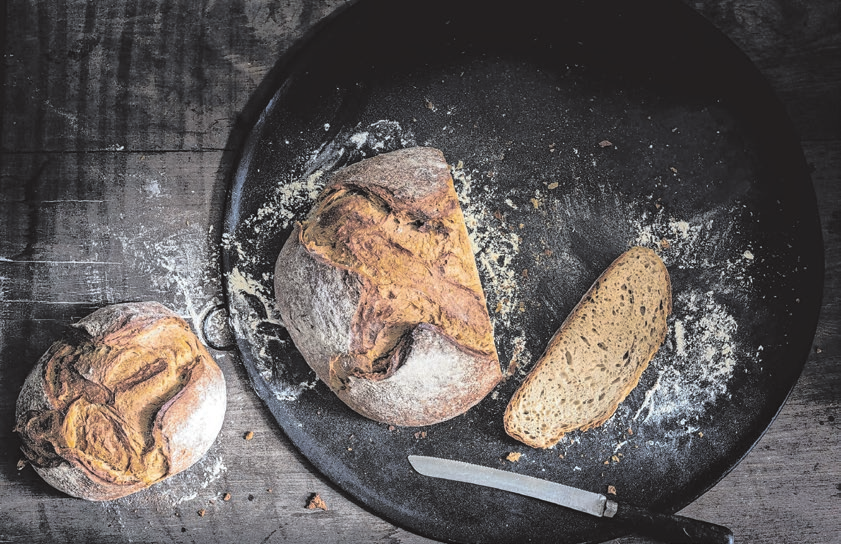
<box><xmin>504</xmin><ymin>247</ymin><xmax>671</xmax><ymax>448</ymax></box>
<box><xmin>15</xmin><ymin>302</ymin><xmax>226</xmax><ymax>500</ymax></box>
<box><xmin>274</xmin><ymin>147</ymin><xmax>502</xmax><ymax>426</ymax></box>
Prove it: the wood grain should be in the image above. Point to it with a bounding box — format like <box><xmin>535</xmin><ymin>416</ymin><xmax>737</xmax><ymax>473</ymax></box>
<box><xmin>1</xmin><ymin>1</ymin><xmax>838</xmax><ymax>543</ymax></box>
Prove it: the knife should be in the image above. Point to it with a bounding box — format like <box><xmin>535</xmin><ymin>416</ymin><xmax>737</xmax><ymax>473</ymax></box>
<box><xmin>408</xmin><ymin>455</ymin><xmax>733</xmax><ymax>544</ymax></box>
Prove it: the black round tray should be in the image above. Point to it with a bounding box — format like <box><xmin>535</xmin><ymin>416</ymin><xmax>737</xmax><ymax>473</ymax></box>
<box><xmin>221</xmin><ymin>1</ymin><xmax>823</xmax><ymax>542</ymax></box>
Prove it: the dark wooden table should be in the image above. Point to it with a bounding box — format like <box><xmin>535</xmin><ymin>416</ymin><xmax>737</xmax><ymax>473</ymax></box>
<box><xmin>2</xmin><ymin>1</ymin><xmax>839</xmax><ymax>543</ymax></box>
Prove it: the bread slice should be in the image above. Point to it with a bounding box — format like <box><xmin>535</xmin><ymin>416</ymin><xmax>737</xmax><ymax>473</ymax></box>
<box><xmin>274</xmin><ymin>147</ymin><xmax>501</xmax><ymax>426</ymax></box>
<box><xmin>504</xmin><ymin>246</ymin><xmax>671</xmax><ymax>448</ymax></box>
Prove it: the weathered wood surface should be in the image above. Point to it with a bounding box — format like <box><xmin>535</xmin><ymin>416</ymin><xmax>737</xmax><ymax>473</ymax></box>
<box><xmin>1</xmin><ymin>1</ymin><xmax>838</xmax><ymax>543</ymax></box>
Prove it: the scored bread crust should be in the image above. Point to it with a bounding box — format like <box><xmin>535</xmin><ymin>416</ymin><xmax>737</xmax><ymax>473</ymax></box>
<box><xmin>504</xmin><ymin>247</ymin><xmax>672</xmax><ymax>449</ymax></box>
<box><xmin>15</xmin><ymin>302</ymin><xmax>226</xmax><ymax>500</ymax></box>
<box><xmin>274</xmin><ymin>147</ymin><xmax>502</xmax><ymax>426</ymax></box>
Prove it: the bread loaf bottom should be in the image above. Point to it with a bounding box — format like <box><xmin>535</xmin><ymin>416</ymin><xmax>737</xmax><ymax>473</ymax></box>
<box><xmin>504</xmin><ymin>246</ymin><xmax>671</xmax><ymax>449</ymax></box>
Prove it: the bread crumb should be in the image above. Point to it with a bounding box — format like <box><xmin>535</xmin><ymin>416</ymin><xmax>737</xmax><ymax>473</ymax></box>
<box><xmin>306</xmin><ymin>493</ymin><xmax>328</xmax><ymax>511</ymax></box>
<box><xmin>670</xmin><ymin>166</ymin><xmax>678</xmax><ymax>173</ymax></box>
<box><xmin>222</xmin><ymin>493</ymin><xmax>231</xmax><ymax>501</ymax></box>
<box><xmin>388</xmin><ymin>425</ymin><xmax>396</xmax><ymax>432</ymax></box>
<box><xmin>530</xmin><ymin>197</ymin><xmax>541</xmax><ymax>209</ymax></box>
<box><xmin>607</xmin><ymin>485</ymin><xmax>617</xmax><ymax>495</ymax></box>
<box><xmin>16</xmin><ymin>458</ymin><xmax>27</xmax><ymax>471</ymax></box>
<box><xmin>506</xmin><ymin>452</ymin><xmax>522</xmax><ymax>462</ymax></box>
<box><xmin>243</xmin><ymin>431</ymin><xmax>254</xmax><ymax>440</ymax></box>
<box><xmin>659</xmin><ymin>238</ymin><xmax>671</xmax><ymax>250</ymax></box>
<box><xmin>197</xmin><ymin>509</ymin><xmax>206</xmax><ymax>517</ymax></box>
<box><xmin>599</xmin><ymin>140</ymin><xmax>613</xmax><ymax>148</ymax></box>
<box><xmin>547</xmin><ymin>182</ymin><xmax>559</xmax><ymax>190</ymax></box>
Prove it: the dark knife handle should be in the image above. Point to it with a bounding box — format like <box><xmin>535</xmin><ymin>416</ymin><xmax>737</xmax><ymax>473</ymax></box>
<box><xmin>609</xmin><ymin>501</ymin><xmax>734</xmax><ymax>544</ymax></box>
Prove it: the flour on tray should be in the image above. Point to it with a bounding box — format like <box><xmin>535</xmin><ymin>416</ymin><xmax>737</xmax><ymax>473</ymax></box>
<box><xmin>633</xmin><ymin>290</ymin><xmax>740</xmax><ymax>426</ymax></box>
<box><xmin>626</xmin><ymin>206</ymin><xmax>755</xmax><ymax>431</ymax></box>
<box><xmin>452</xmin><ymin>160</ymin><xmax>531</xmax><ymax>375</ymax></box>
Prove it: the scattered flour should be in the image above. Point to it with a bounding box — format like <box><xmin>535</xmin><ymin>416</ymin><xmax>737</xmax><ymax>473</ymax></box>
<box><xmin>227</xmin><ymin>266</ymin><xmax>319</xmax><ymax>401</ymax></box>
<box><xmin>451</xmin><ymin>161</ymin><xmax>532</xmax><ymax>373</ymax></box>
<box><xmin>630</xmin><ymin>205</ymin><xmax>755</xmax><ymax>291</ymax></box>
<box><xmin>633</xmin><ymin>289</ymin><xmax>740</xmax><ymax>425</ymax></box>
<box><xmin>110</xmin><ymin>221</ymin><xmax>219</xmax><ymax>328</ymax></box>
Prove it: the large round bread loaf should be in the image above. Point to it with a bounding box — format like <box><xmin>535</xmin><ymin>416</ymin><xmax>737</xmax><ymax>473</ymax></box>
<box><xmin>274</xmin><ymin>147</ymin><xmax>502</xmax><ymax>426</ymax></box>
<box><xmin>504</xmin><ymin>246</ymin><xmax>672</xmax><ymax>448</ymax></box>
<box><xmin>15</xmin><ymin>302</ymin><xmax>227</xmax><ymax>500</ymax></box>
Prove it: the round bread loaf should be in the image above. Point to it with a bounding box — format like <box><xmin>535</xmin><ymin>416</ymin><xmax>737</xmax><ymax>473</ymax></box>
<box><xmin>274</xmin><ymin>147</ymin><xmax>502</xmax><ymax>426</ymax></box>
<box><xmin>15</xmin><ymin>302</ymin><xmax>227</xmax><ymax>500</ymax></box>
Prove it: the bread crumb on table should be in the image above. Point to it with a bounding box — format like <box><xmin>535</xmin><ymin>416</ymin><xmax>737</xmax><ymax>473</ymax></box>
<box><xmin>243</xmin><ymin>431</ymin><xmax>254</xmax><ymax>440</ymax></box>
<box><xmin>607</xmin><ymin>485</ymin><xmax>617</xmax><ymax>495</ymax></box>
<box><xmin>306</xmin><ymin>493</ymin><xmax>328</xmax><ymax>511</ymax></box>
<box><xmin>506</xmin><ymin>452</ymin><xmax>522</xmax><ymax>462</ymax></box>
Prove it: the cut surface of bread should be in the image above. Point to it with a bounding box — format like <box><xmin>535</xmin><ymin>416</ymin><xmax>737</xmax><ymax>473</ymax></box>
<box><xmin>274</xmin><ymin>147</ymin><xmax>501</xmax><ymax>426</ymax></box>
<box><xmin>504</xmin><ymin>246</ymin><xmax>671</xmax><ymax>448</ymax></box>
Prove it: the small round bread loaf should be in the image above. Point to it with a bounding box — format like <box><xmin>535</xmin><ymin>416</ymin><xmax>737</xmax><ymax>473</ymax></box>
<box><xmin>274</xmin><ymin>147</ymin><xmax>502</xmax><ymax>426</ymax></box>
<box><xmin>15</xmin><ymin>302</ymin><xmax>226</xmax><ymax>500</ymax></box>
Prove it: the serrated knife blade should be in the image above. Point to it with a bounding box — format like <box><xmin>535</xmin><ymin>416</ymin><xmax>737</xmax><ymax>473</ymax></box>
<box><xmin>407</xmin><ymin>455</ymin><xmax>734</xmax><ymax>544</ymax></box>
<box><xmin>408</xmin><ymin>454</ymin><xmax>609</xmax><ymax>517</ymax></box>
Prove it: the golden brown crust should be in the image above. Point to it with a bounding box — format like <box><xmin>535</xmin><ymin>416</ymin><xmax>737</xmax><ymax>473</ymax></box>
<box><xmin>15</xmin><ymin>302</ymin><xmax>226</xmax><ymax>500</ymax></box>
<box><xmin>275</xmin><ymin>147</ymin><xmax>501</xmax><ymax>426</ymax></box>
<box><xmin>504</xmin><ymin>247</ymin><xmax>671</xmax><ymax>448</ymax></box>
